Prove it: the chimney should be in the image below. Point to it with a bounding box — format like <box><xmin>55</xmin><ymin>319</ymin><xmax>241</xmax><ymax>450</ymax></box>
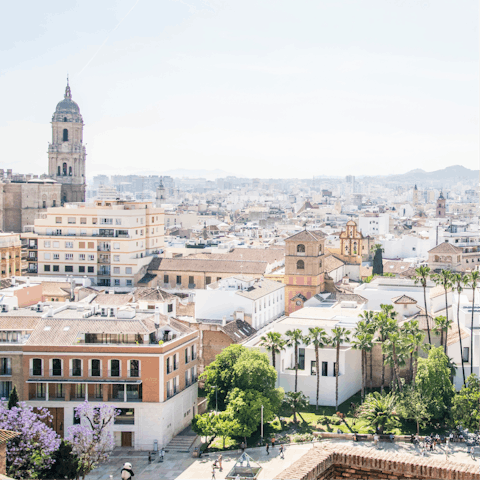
<box><xmin>11</xmin><ymin>276</ymin><xmax>15</xmax><ymax>286</ymax></box>
<box><xmin>222</xmin><ymin>316</ymin><xmax>227</xmax><ymax>327</ymax></box>
<box><xmin>46</xmin><ymin>307</ymin><xmax>54</xmax><ymax>317</ymax></box>
<box><xmin>154</xmin><ymin>311</ymin><xmax>160</xmax><ymax>325</ymax></box>
<box><xmin>26</xmin><ymin>277</ymin><xmax>30</xmax><ymax>287</ymax></box>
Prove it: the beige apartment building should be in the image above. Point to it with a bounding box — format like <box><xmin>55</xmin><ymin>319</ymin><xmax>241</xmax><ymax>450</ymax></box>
<box><xmin>0</xmin><ymin>233</ymin><xmax>22</xmax><ymax>279</ymax></box>
<box><xmin>23</xmin><ymin>200</ymin><xmax>164</xmax><ymax>287</ymax></box>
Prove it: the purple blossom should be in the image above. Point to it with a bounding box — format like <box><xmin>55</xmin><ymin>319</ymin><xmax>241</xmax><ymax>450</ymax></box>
<box><xmin>66</xmin><ymin>401</ymin><xmax>120</xmax><ymax>479</ymax></box>
<box><xmin>0</xmin><ymin>400</ymin><xmax>60</xmax><ymax>479</ymax></box>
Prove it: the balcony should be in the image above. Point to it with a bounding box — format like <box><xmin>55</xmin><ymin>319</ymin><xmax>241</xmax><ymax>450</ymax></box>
<box><xmin>128</xmin><ymin>369</ymin><xmax>140</xmax><ymax>378</ymax></box>
<box><xmin>89</xmin><ymin>369</ymin><xmax>102</xmax><ymax>377</ymax></box>
<box><xmin>166</xmin><ymin>385</ymin><xmax>178</xmax><ymax>399</ymax></box>
<box><xmin>0</xmin><ymin>368</ymin><xmax>12</xmax><ymax>376</ymax></box>
<box><xmin>27</xmin><ymin>244</ymin><xmax>38</xmax><ymax>250</ymax></box>
<box><xmin>97</xmin><ymin>245</ymin><xmax>111</xmax><ymax>252</ymax></box>
<box><xmin>27</xmin><ymin>255</ymin><xmax>37</xmax><ymax>261</ymax></box>
<box><xmin>50</xmin><ymin>369</ymin><xmax>63</xmax><ymax>377</ymax></box>
<box><xmin>27</xmin><ymin>267</ymin><xmax>38</xmax><ymax>274</ymax></box>
<box><xmin>98</xmin><ymin>255</ymin><xmax>111</xmax><ymax>264</ymax></box>
<box><xmin>108</xmin><ymin>369</ymin><xmax>121</xmax><ymax>378</ymax></box>
<box><xmin>192</xmin><ymin>352</ymin><xmax>197</xmax><ymax>360</ymax></box>
<box><xmin>70</xmin><ymin>369</ymin><xmax>83</xmax><ymax>377</ymax></box>
<box><xmin>29</xmin><ymin>369</ymin><xmax>44</xmax><ymax>377</ymax></box>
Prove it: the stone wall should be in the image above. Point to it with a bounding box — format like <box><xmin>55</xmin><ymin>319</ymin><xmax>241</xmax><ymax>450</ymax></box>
<box><xmin>275</xmin><ymin>444</ymin><xmax>480</xmax><ymax>480</ymax></box>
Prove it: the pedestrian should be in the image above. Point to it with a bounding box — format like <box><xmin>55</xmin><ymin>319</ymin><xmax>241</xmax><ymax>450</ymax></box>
<box><xmin>211</xmin><ymin>465</ymin><xmax>216</xmax><ymax>480</ymax></box>
<box><xmin>235</xmin><ymin>474</ymin><xmax>241</xmax><ymax>480</ymax></box>
<box><xmin>217</xmin><ymin>454</ymin><xmax>223</xmax><ymax>471</ymax></box>
<box><xmin>148</xmin><ymin>452</ymin><xmax>152</xmax><ymax>464</ymax></box>
<box><xmin>271</xmin><ymin>437</ymin><xmax>275</xmax><ymax>448</ymax></box>
<box><xmin>280</xmin><ymin>444</ymin><xmax>284</xmax><ymax>459</ymax></box>
<box><xmin>266</xmin><ymin>442</ymin><xmax>270</xmax><ymax>455</ymax></box>
<box><xmin>374</xmin><ymin>434</ymin><xmax>379</xmax><ymax>448</ymax></box>
<box><xmin>389</xmin><ymin>433</ymin><xmax>394</xmax><ymax>444</ymax></box>
<box><xmin>160</xmin><ymin>447</ymin><xmax>165</xmax><ymax>462</ymax></box>
<box><xmin>241</xmin><ymin>441</ymin><xmax>246</xmax><ymax>453</ymax></box>
<box><xmin>121</xmin><ymin>463</ymin><xmax>134</xmax><ymax>480</ymax></box>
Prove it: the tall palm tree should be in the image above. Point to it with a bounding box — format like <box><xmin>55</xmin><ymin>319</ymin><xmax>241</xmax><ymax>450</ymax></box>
<box><xmin>383</xmin><ymin>329</ymin><xmax>405</xmax><ymax>392</ymax></box>
<box><xmin>433</xmin><ymin>315</ymin><xmax>453</xmax><ymax>355</ymax></box>
<box><xmin>402</xmin><ymin>320</ymin><xmax>424</xmax><ymax>384</ymax></box>
<box><xmin>285</xmin><ymin>329</ymin><xmax>305</xmax><ymax>392</ymax></box>
<box><xmin>352</xmin><ymin>323</ymin><xmax>374</xmax><ymax>401</ymax></box>
<box><xmin>465</xmin><ymin>271</ymin><xmax>480</xmax><ymax>375</ymax></box>
<box><xmin>359</xmin><ymin>310</ymin><xmax>376</xmax><ymax>390</ymax></box>
<box><xmin>260</xmin><ymin>331</ymin><xmax>285</xmax><ymax>370</ymax></box>
<box><xmin>306</xmin><ymin>327</ymin><xmax>329</xmax><ymax>410</ymax></box>
<box><xmin>413</xmin><ymin>265</ymin><xmax>432</xmax><ymax>344</ymax></box>
<box><xmin>375</xmin><ymin>312</ymin><xmax>396</xmax><ymax>392</ymax></box>
<box><xmin>432</xmin><ymin>269</ymin><xmax>453</xmax><ymax>341</ymax></box>
<box><xmin>452</xmin><ymin>273</ymin><xmax>466</xmax><ymax>385</ymax></box>
<box><xmin>329</xmin><ymin>327</ymin><xmax>351</xmax><ymax>410</ymax></box>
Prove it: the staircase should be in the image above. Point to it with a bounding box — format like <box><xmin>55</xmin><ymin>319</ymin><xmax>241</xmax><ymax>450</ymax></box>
<box><xmin>166</xmin><ymin>433</ymin><xmax>198</xmax><ymax>453</ymax></box>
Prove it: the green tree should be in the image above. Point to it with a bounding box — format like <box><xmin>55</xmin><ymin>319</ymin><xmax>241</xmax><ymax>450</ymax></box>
<box><xmin>192</xmin><ymin>412</ymin><xmax>217</xmax><ymax>440</ymax></box>
<box><xmin>359</xmin><ymin>391</ymin><xmax>398</xmax><ymax>434</ymax></box>
<box><xmin>402</xmin><ymin>320</ymin><xmax>424</xmax><ymax>384</ymax></box>
<box><xmin>306</xmin><ymin>327</ymin><xmax>329</xmax><ymax>410</ymax></box>
<box><xmin>451</xmin><ymin>374</ymin><xmax>480</xmax><ymax>431</ymax></box>
<box><xmin>465</xmin><ymin>271</ymin><xmax>480</xmax><ymax>375</ymax></box>
<box><xmin>352</xmin><ymin>322</ymin><xmax>374</xmax><ymax>401</ymax></box>
<box><xmin>213</xmin><ymin>412</ymin><xmax>241</xmax><ymax>449</ymax></box>
<box><xmin>281</xmin><ymin>391</ymin><xmax>309</xmax><ymax>424</ymax></box>
<box><xmin>433</xmin><ymin>315</ymin><xmax>453</xmax><ymax>355</ymax></box>
<box><xmin>285</xmin><ymin>329</ymin><xmax>305</xmax><ymax>392</ymax></box>
<box><xmin>432</xmin><ymin>269</ymin><xmax>453</xmax><ymax>344</ymax></box>
<box><xmin>44</xmin><ymin>440</ymin><xmax>81</xmax><ymax>480</ymax></box>
<box><xmin>415</xmin><ymin>346</ymin><xmax>455</xmax><ymax>420</ymax></box>
<box><xmin>330</xmin><ymin>327</ymin><xmax>351</xmax><ymax>409</ymax></box>
<box><xmin>371</xmin><ymin>244</ymin><xmax>384</xmax><ymax>275</ymax></box>
<box><xmin>7</xmin><ymin>386</ymin><xmax>19</xmax><ymax>410</ymax></box>
<box><xmin>260</xmin><ymin>331</ymin><xmax>285</xmax><ymax>371</ymax></box>
<box><xmin>358</xmin><ymin>311</ymin><xmax>376</xmax><ymax>389</ymax></box>
<box><xmin>413</xmin><ymin>265</ymin><xmax>432</xmax><ymax>344</ymax></box>
<box><xmin>397</xmin><ymin>385</ymin><xmax>432</xmax><ymax>435</ymax></box>
<box><xmin>383</xmin><ymin>329</ymin><xmax>406</xmax><ymax>392</ymax></box>
<box><xmin>376</xmin><ymin>308</ymin><xmax>396</xmax><ymax>392</ymax></box>
<box><xmin>452</xmin><ymin>273</ymin><xmax>466</xmax><ymax>385</ymax></box>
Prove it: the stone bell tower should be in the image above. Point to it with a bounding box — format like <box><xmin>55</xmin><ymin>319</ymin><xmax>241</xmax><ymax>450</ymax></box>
<box><xmin>48</xmin><ymin>79</ymin><xmax>86</xmax><ymax>203</ymax></box>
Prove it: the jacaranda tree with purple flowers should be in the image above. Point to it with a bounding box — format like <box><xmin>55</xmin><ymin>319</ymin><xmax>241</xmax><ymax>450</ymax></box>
<box><xmin>67</xmin><ymin>402</ymin><xmax>120</xmax><ymax>479</ymax></box>
<box><xmin>0</xmin><ymin>400</ymin><xmax>60</xmax><ymax>479</ymax></box>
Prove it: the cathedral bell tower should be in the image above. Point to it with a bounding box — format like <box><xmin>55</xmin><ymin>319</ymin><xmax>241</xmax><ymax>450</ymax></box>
<box><xmin>48</xmin><ymin>79</ymin><xmax>86</xmax><ymax>203</ymax></box>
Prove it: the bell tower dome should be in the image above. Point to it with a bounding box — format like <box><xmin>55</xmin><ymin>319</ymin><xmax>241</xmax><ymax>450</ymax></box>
<box><xmin>48</xmin><ymin>79</ymin><xmax>86</xmax><ymax>204</ymax></box>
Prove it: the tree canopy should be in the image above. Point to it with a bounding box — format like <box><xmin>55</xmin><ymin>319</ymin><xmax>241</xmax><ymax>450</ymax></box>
<box><xmin>451</xmin><ymin>374</ymin><xmax>480</xmax><ymax>431</ymax></box>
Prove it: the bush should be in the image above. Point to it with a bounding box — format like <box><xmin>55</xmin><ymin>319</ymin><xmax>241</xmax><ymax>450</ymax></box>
<box><xmin>270</xmin><ymin>418</ymin><xmax>282</xmax><ymax>431</ymax></box>
<box><xmin>290</xmin><ymin>433</ymin><xmax>314</xmax><ymax>443</ymax></box>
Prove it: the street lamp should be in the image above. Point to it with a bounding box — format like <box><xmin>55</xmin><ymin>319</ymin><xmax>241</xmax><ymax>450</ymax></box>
<box><xmin>261</xmin><ymin>404</ymin><xmax>264</xmax><ymax>441</ymax></box>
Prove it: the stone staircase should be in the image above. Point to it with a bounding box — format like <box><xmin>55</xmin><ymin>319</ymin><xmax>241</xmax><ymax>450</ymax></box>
<box><xmin>166</xmin><ymin>433</ymin><xmax>198</xmax><ymax>453</ymax></box>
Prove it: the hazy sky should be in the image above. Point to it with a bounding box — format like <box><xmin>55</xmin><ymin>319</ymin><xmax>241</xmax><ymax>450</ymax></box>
<box><xmin>1</xmin><ymin>0</ymin><xmax>478</xmax><ymax>179</ymax></box>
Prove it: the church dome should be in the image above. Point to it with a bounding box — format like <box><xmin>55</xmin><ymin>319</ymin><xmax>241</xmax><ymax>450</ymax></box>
<box><xmin>52</xmin><ymin>80</ymin><xmax>83</xmax><ymax>123</ymax></box>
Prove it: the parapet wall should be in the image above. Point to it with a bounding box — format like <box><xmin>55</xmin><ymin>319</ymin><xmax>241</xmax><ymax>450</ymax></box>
<box><xmin>275</xmin><ymin>444</ymin><xmax>480</xmax><ymax>480</ymax></box>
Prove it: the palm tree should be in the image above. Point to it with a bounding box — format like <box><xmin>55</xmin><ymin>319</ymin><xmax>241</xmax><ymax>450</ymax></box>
<box><xmin>452</xmin><ymin>273</ymin><xmax>466</xmax><ymax>385</ymax></box>
<box><xmin>359</xmin><ymin>310</ymin><xmax>376</xmax><ymax>390</ymax></box>
<box><xmin>377</xmin><ymin>306</ymin><xmax>397</xmax><ymax>393</ymax></box>
<box><xmin>359</xmin><ymin>391</ymin><xmax>398</xmax><ymax>434</ymax></box>
<box><xmin>402</xmin><ymin>320</ymin><xmax>424</xmax><ymax>384</ymax></box>
<box><xmin>432</xmin><ymin>269</ymin><xmax>453</xmax><ymax>342</ymax></box>
<box><xmin>465</xmin><ymin>271</ymin><xmax>480</xmax><ymax>375</ymax></box>
<box><xmin>352</xmin><ymin>323</ymin><xmax>374</xmax><ymax>401</ymax></box>
<box><xmin>306</xmin><ymin>327</ymin><xmax>329</xmax><ymax>410</ymax></box>
<box><xmin>329</xmin><ymin>327</ymin><xmax>351</xmax><ymax>410</ymax></box>
<box><xmin>260</xmin><ymin>331</ymin><xmax>285</xmax><ymax>370</ymax></box>
<box><xmin>285</xmin><ymin>329</ymin><xmax>305</xmax><ymax>392</ymax></box>
<box><xmin>282</xmin><ymin>391</ymin><xmax>309</xmax><ymax>424</ymax></box>
<box><xmin>413</xmin><ymin>265</ymin><xmax>432</xmax><ymax>344</ymax></box>
<box><xmin>383</xmin><ymin>329</ymin><xmax>405</xmax><ymax>392</ymax></box>
<box><xmin>433</xmin><ymin>315</ymin><xmax>453</xmax><ymax>355</ymax></box>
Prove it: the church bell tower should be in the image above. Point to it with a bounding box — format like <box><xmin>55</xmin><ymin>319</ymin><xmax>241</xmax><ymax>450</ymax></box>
<box><xmin>48</xmin><ymin>79</ymin><xmax>86</xmax><ymax>203</ymax></box>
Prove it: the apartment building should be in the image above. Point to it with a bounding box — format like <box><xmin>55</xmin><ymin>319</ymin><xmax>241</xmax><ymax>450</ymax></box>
<box><xmin>0</xmin><ymin>303</ymin><xmax>199</xmax><ymax>450</ymax></box>
<box><xmin>0</xmin><ymin>233</ymin><xmax>22</xmax><ymax>279</ymax></box>
<box><xmin>23</xmin><ymin>200</ymin><xmax>164</xmax><ymax>287</ymax></box>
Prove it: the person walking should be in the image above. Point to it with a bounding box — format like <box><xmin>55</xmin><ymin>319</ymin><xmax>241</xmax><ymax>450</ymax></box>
<box><xmin>211</xmin><ymin>465</ymin><xmax>216</xmax><ymax>480</ymax></box>
<box><xmin>266</xmin><ymin>442</ymin><xmax>270</xmax><ymax>455</ymax></box>
<box><xmin>217</xmin><ymin>454</ymin><xmax>223</xmax><ymax>472</ymax></box>
<box><xmin>374</xmin><ymin>434</ymin><xmax>379</xmax><ymax>449</ymax></box>
<box><xmin>241</xmin><ymin>441</ymin><xmax>246</xmax><ymax>453</ymax></box>
<box><xmin>121</xmin><ymin>463</ymin><xmax>134</xmax><ymax>480</ymax></box>
<box><xmin>271</xmin><ymin>437</ymin><xmax>275</xmax><ymax>448</ymax></box>
<box><xmin>280</xmin><ymin>444</ymin><xmax>285</xmax><ymax>459</ymax></box>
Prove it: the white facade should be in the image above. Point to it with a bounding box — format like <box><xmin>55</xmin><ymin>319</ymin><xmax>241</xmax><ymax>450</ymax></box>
<box><xmin>357</xmin><ymin>213</ymin><xmax>390</xmax><ymax>237</ymax></box>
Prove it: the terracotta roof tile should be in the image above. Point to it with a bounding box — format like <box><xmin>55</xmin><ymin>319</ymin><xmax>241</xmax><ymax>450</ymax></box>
<box><xmin>428</xmin><ymin>242</ymin><xmax>463</xmax><ymax>254</ymax></box>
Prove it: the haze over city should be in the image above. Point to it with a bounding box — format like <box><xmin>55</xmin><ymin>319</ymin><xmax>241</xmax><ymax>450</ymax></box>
<box><xmin>1</xmin><ymin>0</ymin><xmax>478</xmax><ymax>178</ymax></box>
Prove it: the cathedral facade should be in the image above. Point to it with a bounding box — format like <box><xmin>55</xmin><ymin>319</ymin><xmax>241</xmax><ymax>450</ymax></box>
<box><xmin>0</xmin><ymin>81</ymin><xmax>86</xmax><ymax>233</ymax></box>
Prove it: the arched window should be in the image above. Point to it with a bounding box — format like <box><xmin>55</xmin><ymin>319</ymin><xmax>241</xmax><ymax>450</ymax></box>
<box><xmin>57</xmin><ymin>166</ymin><xmax>61</xmax><ymax>176</ymax></box>
<box><xmin>319</xmin><ymin>245</ymin><xmax>322</xmax><ymax>254</ymax></box>
<box><xmin>297</xmin><ymin>260</ymin><xmax>304</xmax><ymax>270</ymax></box>
<box><xmin>297</xmin><ymin>244</ymin><xmax>305</xmax><ymax>253</ymax></box>
<box><xmin>69</xmin><ymin>166</ymin><xmax>72</xmax><ymax>176</ymax></box>
<box><xmin>63</xmin><ymin>117</ymin><xmax>67</xmax><ymax>122</ymax></box>
<box><xmin>63</xmin><ymin>129</ymin><xmax>68</xmax><ymax>142</ymax></box>
<box><xmin>62</xmin><ymin>163</ymin><xmax>67</xmax><ymax>176</ymax></box>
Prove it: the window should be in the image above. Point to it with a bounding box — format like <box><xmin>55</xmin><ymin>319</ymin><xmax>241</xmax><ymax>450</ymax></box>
<box><xmin>191</xmin><ymin>344</ymin><xmax>196</xmax><ymax>360</ymax></box>
<box><xmin>32</xmin><ymin>358</ymin><xmax>43</xmax><ymax>376</ymax></box>
<box><xmin>126</xmin><ymin>280</ymin><xmax>132</xmax><ymax>286</ymax></box>
<box><xmin>115</xmin><ymin>408</ymin><xmax>134</xmax><ymax>425</ymax></box>
<box><xmin>53</xmin><ymin>253</ymin><xmax>59</xmax><ymax>260</ymax></box>
<box><xmin>44</xmin><ymin>253</ymin><xmax>51</xmax><ymax>260</ymax></box>
<box><xmin>36</xmin><ymin>383</ymin><xmax>46</xmax><ymax>399</ymax></box>
<box><xmin>63</xmin><ymin>129</ymin><xmax>68</xmax><ymax>141</ymax></box>
<box><xmin>91</xmin><ymin>359</ymin><xmax>101</xmax><ymax>377</ymax></box>
<box><xmin>44</xmin><ymin>241</ymin><xmax>51</xmax><ymax>248</ymax></box>
<box><xmin>298</xmin><ymin>348</ymin><xmax>305</xmax><ymax>370</ymax></box>
<box><xmin>462</xmin><ymin>347</ymin><xmax>470</xmax><ymax>363</ymax></box>
<box><xmin>166</xmin><ymin>357</ymin><xmax>172</xmax><ymax>374</ymax></box>
<box><xmin>185</xmin><ymin>370</ymin><xmax>190</xmax><ymax>387</ymax></box>
<box><xmin>79</xmin><ymin>254</ymin><xmax>85</xmax><ymax>261</ymax></box>
<box><xmin>115</xmin><ymin>218</ymin><xmax>122</xmax><ymax>225</ymax></box>
<box><xmin>44</xmin><ymin>265</ymin><xmax>51</xmax><ymax>272</ymax></box>
<box><xmin>114</xmin><ymin>242</ymin><xmax>120</xmax><ymax>250</ymax></box>
<box><xmin>88</xmin><ymin>266</ymin><xmax>94</xmax><ymax>273</ymax></box>
<box><xmin>206</xmin><ymin>276</ymin><xmax>211</xmax><ymax>285</ymax></box>
<box><xmin>126</xmin><ymin>267</ymin><xmax>132</xmax><ymax>274</ymax></box>
<box><xmin>52</xmin><ymin>200</ymin><xmax>56</xmax><ymax>207</ymax></box>
<box><xmin>101</xmin><ymin>218</ymin><xmax>113</xmax><ymax>225</ymax></box>
<box><xmin>68</xmin><ymin>217</ymin><xmax>76</xmax><ymax>224</ymax></box>
<box><xmin>75</xmin><ymin>384</ymin><xmax>85</xmax><ymax>399</ymax></box>
<box><xmin>114</xmin><ymin>255</ymin><xmax>120</xmax><ymax>262</ymax></box>
<box><xmin>79</xmin><ymin>266</ymin><xmax>85</xmax><ymax>273</ymax></box>
<box><xmin>164</xmin><ymin>275</ymin><xmax>169</xmax><ymax>284</ymax></box>
<box><xmin>80</xmin><ymin>217</ymin><xmax>87</xmax><ymax>224</ymax></box>
<box><xmin>65</xmin><ymin>253</ymin><xmax>73</xmax><ymax>260</ymax></box>
<box><xmin>185</xmin><ymin>348</ymin><xmax>190</xmax><ymax>364</ymax></box>
<box><xmin>176</xmin><ymin>275</ymin><xmax>182</xmax><ymax>285</ymax></box>
<box><xmin>71</xmin><ymin>359</ymin><xmax>82</xmax><ymax>376</ymax></box>
<box><xmin>53</xmin><ymin>265</ymin><xmax>59</xmax><ymax>272</ymax></box>
<box><xmin>0</xmin><ymin>381</ymin><xmax>12</xmax><ymax>399</ymax></box>
<box><xmin>51</xmin><ymin>358</ymin><xmax>62</xmax><ymax>376</ymax></box>
<box><xmin>296</xmin><ymin>260</ymin><xmax>304</xmax><ymax>270</ymax></box>
<box><xmin>65</xmin><ymin>241</ymin><xmax>73</xmax><ymax>248</ymax></box>
<box><xmin>189</xmin><ymin>276</ymin><xmax>194</xmax><ymax>285</ymax></box>
<box><xmin>129</xmin><ymin>360</ymin><xmax>140</xmax><ymax>377</ymax></box>
<box><xmin>88</xmin><ymin>254</ymin><xmax>95</xmax><ymax>261</ymax></box>
<box><xmin>114</xmin><ymin>279</ymin><xmax>120</xmax><ymax>286</ymax></box>
<box><xmin>168</xmin><ymin>304</ymin><xmax>173</xmax><ymax>313</ymax></box>
<box><xmin>0</xmin><ymin>358</ymin><xmax>11</xmax><ymax>376</ymax></box>
<box><xmin>95</xmin><ymin>384</ymin><xmax>103</xmax><ymax>399</ymax></box>
<box><xmin>311</xmin><ymin>361</ymin><xmax>316</xmax><ymax>376</ymax></box>
<box><xmin>110</xmin><ymin>360</ymin><xmax>120</xmax><ymax>377</ymax></box>
<box><xmin>65</xmin><ymin>266</ymin><xmax>73</xmax><ymax>272</ymax></box>
<box><xmin>88</xmin><ymin>242</ymin><xmax>94</xmax><ymax>248</ymax></box>
<box><xmin>55</xmin><ymin>384</ymin><xmax>64</xmax><ymax>399</ymax></box>
<box><xmin>297</xmin><ymin>244</ymin><xmax>305</xmax><ymax>253</ymax></box>
<box><xmin>55</xmin><ymin>217</ymin><xmax>62</xmax><ymax>224</ymax></box>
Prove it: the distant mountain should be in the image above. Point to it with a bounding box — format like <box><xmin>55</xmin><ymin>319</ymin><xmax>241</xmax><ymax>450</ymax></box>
<box><xmin>160</xmin><ymin>168</ymin><xmax>237</xmax><ymax>180</ymax></box>
<box><xmin>362</xmin><ymin>165</ymin><xmax>479</xmax><ymax>184</ymax></box>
